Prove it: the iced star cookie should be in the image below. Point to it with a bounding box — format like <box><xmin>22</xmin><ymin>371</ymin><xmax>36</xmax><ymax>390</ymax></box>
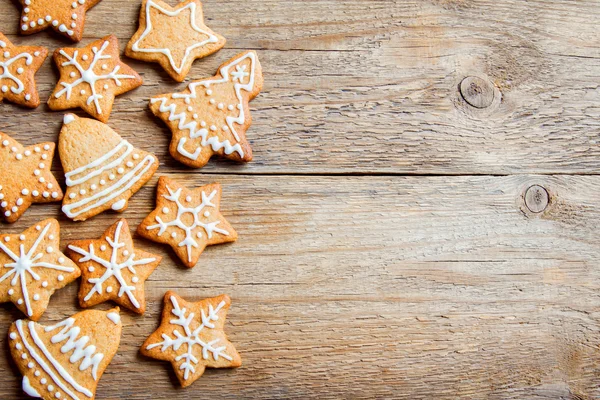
<box><xmin>0</xmin><ymin>132</ymin><xmax>64</xmax><ymax>223</ymax></box>
<box><xmin>126</xmin><ymin>0</ymin><xmax>226</xmax><ymax>82</ymax></box>
<box><xmin>48</xmin><ymin>35</ymin><xmax>143</xmax><ymax>122</ymax></box>
<box><xmin>66</xmin><ymin>219</ymin><xmax>161</xmax><ymax>314</ymax></box>
<box><xmin>0</xmin><ymin>219</ymin><xmax>80</xmax><ymax>320</ymax></box>
<box><xmin>137</xmin><ymin>177</ymin><xmax>237</xmax><ymax>268</ymax></box>
<box><xmin>142</xmin><ymin>292</ymin><xmax>241</xmax><ymax>387</ymax></box>
<box><xmin>0</xmin><ymin>33</ymin><xmax>47</xmax><ymax>108</ymax></box>
<box><xmin>59</xmin><ymin>114</ymin><xmax>158</xmax><ymax>221</ymax></box>
<box><xmin>18</xmin><ymin>0</ymin><xmax>103</xmax><ymax>42</ymax></box>
<box><xmin>9</xmin><ymin>307</ymin><xmax>122</xmax><ymax>400</ymax></box>
<box><xmin>150</xmin><ymin>50</ymin><xmax>263</xmax><ymax>168</ymax></box>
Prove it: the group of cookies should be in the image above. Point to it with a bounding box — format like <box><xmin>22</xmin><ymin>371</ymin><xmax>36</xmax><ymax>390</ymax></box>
<box><xmin>1</xmin><ymin>0</ymin><xmax>263</xmax><ymax>398</ymax></box>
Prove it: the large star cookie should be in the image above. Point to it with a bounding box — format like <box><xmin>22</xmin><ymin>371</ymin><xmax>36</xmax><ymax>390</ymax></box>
<box><xmin>150</xmin><ymin>50</ymin><xmax>263</xmax><ymax>168</ymax></box>
<box><xmin>137</xmin><ymin>177</ymin><xmax>237</xmax><ymax>268</ymax></box>
<box><xmin>59</xmin><ymin>114</ymin><xmax>158</xmax><ymax>221</ymax></box>
<box><xmin>0</xmin><ymin>132</ymin><xmax>64</xmax><ymax>223</ymax></box>
<box><xmin>0</xmin><ymin>219</ymin><xmax>80</xmax><ymax>320</ymax></box>
<box><xmin>0</xmin><ymin>33</ymin><xmax>47</xmax><ymax>108</ymax></box>
<box><xmin>66</xmin><ymin>219</ymin><xmax>161</xmax><ymax>314</ymax></box>
<box><xmin>18</xmin><ymin>0</ymin><xmax>103</xmax><ymax>42</ymax></box>
<box><xmin>48</xmin><ymin>35</ymin><xmax>143</xmax><ymax>122</ymax></box>
<box><xmin>141</xmin><ymin>292</ymin><xmax>241</xmax><ymax>387</ymax></box>
<box><xmin>126</xmin><ymin>0</ymin><xmax>226</xmax><ymax>82</ymax></box>
<box><xmin>9</xmin><ymin>307</ymin><xmax>121</xmax><ymax>400</ymax></box>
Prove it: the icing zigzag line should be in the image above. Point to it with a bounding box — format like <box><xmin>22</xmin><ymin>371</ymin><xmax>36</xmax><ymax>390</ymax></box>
<box><xmin>151</xmin><ymin>97</ymin><xmax>244</xmax><ymax>159</ymax></box>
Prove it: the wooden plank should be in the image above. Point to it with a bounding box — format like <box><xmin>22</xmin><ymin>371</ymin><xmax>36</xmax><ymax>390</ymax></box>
<box><xmin>1</xmin><ymin>0</ymin><xmax>600</xmax><ymax>174</ymax></box>
<box><xmin>1</xmin><ymin>174</ymin><xmax>599</xmax><ymax>399</ymax></box>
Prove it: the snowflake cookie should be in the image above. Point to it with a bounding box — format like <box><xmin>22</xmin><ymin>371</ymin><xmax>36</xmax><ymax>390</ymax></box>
<box><xmin>137</xmin><ymin>177</ymin><xmax>237</xmax><ymax>268</ymax></box>
<box><xmin>0</xmin><ymin>219</ymin><xmax>81</xmax><ymax>320</ymax></box>
<box><xmin>126</xmin><ymin>0</ymin><xmax>226</xmax><ymax>82</ymax></box>
<box><xmin>48</xmin><ymin>35</ymin><xmax>143</xmax><ymax>122</ymax></box>
<box><xmin>66</xmin><ymin>219</ymin><xmax>161</xmax><ymax>314</ymax></box>
<box><xmin>142</xmin><ymin>291</ymin><xmax>241</xmax><ymax>387</ymax></box>
<box><xmin>0</xmin><ymin>33</ymin><xmax>48</xmax><ymax>108</ymax></box>
<box><xmin>9</xmin><ymin>307</ymin><xmax>121</xmax><ymax>400</ymax></box>
<box><xmin>17</xmin><ymin>0</ymin><xmax>103</xmax><ymax>42</ymax></box>
<box><xmin>150</xmin><ymin>50</ymin><xmax>263</xmax><ymax>168</ymax></box>
<box><xmin>59</xmin><ymin>114</ymin><xmax>159</xmax><ymax>221</ymax></box>
<box><xmin>0</xmin><ymin>132</ymin><xmax>64</xmax><ymax>223</ymax></box>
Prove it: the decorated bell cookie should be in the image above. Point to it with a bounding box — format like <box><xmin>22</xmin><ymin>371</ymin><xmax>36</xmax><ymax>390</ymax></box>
<box><xmin>66</xmin><ymin>219</ymin><xmax>161</xmax><ymax>314</ymax></box>
<box><xmin>48</xmin><ymin>35</ymin><xmax>143</xmax><ymax>122</ymax></box>
<box><xmin>59</xmin><ymin>114</ymin><xmax>158</xmax><ymax>221</ymax></box>
<box><xmin>9</xmin><ymin>307</ymin><xmax>122</xmax><ymax>400</ymax></box>
<box><xmin>0</xmin><ymin>219</ymin><xmax>80</xmax><ymax>320</ymax></box>
<box><xmin>17</xmin><ymin>0</ymin><xmax>103</xmax><ymax>42</ymax></box>
<box><xmin>137</xmin><ymin>177</ymin><xmax>237</xmax><ymax>268</ymax></box>
<box><xmin>0</xmin><ymin>33</ymin><xmax>47</xmax><ymax>108</ymax></box>
<box><xmin>126</xmin><ymin>0</ymin><xmax>226</xmax><ymax>82</ymax></box>
<box><xmin>1</xmin><ymin>132</ymin><xmax>64</xmax><ymax>223</ymax></box>
<box><xmin>142</xmin><ymin>291</ymin><xmax>241</xmax><ymax>387</ymax></box>
<box><xmin>150</xmin><ymin>50</ymin><xmax>263</xmax><ymax>168</ymax></box>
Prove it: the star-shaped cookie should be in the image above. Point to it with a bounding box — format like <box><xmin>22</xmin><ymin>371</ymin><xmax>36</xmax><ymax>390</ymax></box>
<box><xmin>0</xmin><ymin>132</ymin><xmax>64</xmax><ymax>223</ymax></box>
<box><xmin>18</xmin><ymin>0</ymin><xmax>103</xmax><ymax>42</ymax></box>
<box><xmin>0</xmin><ymin>219</ymin><xmax>81</xmax><ymax>320</ymax></box>
<box><xmin>141</xmin><ymin>291</ymin><xmax>241</xmax><ymax>387</ymax></box>
<box><xmin>48</xmin><ymin>35</ymin><xmax>143</xmax><ymax>122</ymax></box>
<box><xmin>137</xmin><ymin>177</ymin><xmax>237</xmax><ymax>268</ymax></box>
<box><xmin>126</xmin><ymin>0</ymin><xmax>226</xmax><ymax>82</ymax></box>
<box><xmin>66</xmin><ymin>219</ymin><xmax>161</xmax><ymax>314</ymax></box>
<box><xmin>0</xmin><ymin>33</ymin><xmax>47</xmax><ymax>108</ymax></box>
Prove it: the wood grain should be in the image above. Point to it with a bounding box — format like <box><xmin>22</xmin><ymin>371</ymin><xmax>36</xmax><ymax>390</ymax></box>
<box><xmin>1</xmin><ymin>0</ymin><xmax>600</xmax><ymax>399</ymax></box>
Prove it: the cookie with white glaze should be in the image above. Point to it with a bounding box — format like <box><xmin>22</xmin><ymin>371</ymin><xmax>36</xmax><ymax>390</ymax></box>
<box><xmin>142</xmin><ymin>291</ymin><xmax>241</xmax><ymax>387</ymax></box>
<box><xmin>66</xmin><ymin>219</ymin><xmax>161</xmax><ymax>314</ymax></box>
<box><xmin>126</xmin><ymin>0</ymin><xmax>226</xmax><ymax>82</ymax></box>
<box><xmin>137</xmin><ymin>176</ymin><xmax>237</xmax><ymax>268</ymax></box>
<box><xmin>149</xmin><ymin>50</ymin><xmax>263</xmax><ymax>168</ymax></box>
<box><xmin>0</xmin><ymin>219</ymin><xmax>80</xmax><ymax>320</ymax></box>
<box><xmin>59</xmin><ymin>114</ymin><xmax>159</xmax><ymax>221</ymax></box>
<box><xmin>8</xmin><ymin>307</ymin><xmax>122</xmax><ymax>400</ymax></box>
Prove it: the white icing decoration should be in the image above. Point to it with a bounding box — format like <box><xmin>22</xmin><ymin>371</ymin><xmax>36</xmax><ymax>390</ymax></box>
<box><xmin>111</xmin><ymin>199</ymin><xmax>126</xmax><ymax>210</ymax></box>
<box><xmin>63</xmin><ymin>114</ymin><xmax>75</xmax><ymax>124</ymax></box>
<box><xmin>22</xmin><ymin>376</ymin><xmax>41</xmax><ymax>398</ymax></box>
<box><xmin>106</xmin><ymin>312</ymin><xmax>120</xmax><ymax>324</ymax></box>
<box><xmin>0</xmin><ymin>49</ymin><xmax>33</xmax><ymax>95</ymax></box>
<box><xmin>146</xmin><ymin>185</ymin><xmax>229</xmax><ymax>262</ymax></box>
<box><xmin>146</xmin><ymin>296</ymin><xmax>231</xmax><ymax>380</ymax></box>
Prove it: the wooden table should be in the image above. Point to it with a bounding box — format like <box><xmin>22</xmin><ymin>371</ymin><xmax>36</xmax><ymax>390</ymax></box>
<box><xmin>1</xmin><ymin>1</ymin><xmax>599</xmax><ymax>398</ymax></box>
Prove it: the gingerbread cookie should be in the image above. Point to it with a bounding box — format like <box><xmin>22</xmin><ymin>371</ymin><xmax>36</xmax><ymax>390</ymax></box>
<box><xmin>66</xmin><ymin>219</ymin><xmax>161</xmax><ymax>314</ymax></box>
<box><xmin>0</xmin><ymin>33</ymin><xmax>47</xmax><ymax>108</ymax></box>
<box><xmin>137</xmin><ymin>177</ymin><xmax>237</xmax><ymax>268</ymax></box>
<box><xmin>1</xmin><ymin>132</ymin><xmax>64</xmax><ymax>223</ymax></box>
<box><xmin>48</xmin><ymin>35</ymin><xmax>143</xmax><ymax>122</ymax></box>
<box><xmin>59</xmin><ymin>114</ymin><xmax>158</xmax><ymax>221</ymax></box>
<box><xmin>142</xmin><ymin>291</ymin><xmax>241</xmax><ymax>387</ymax></box>
<box><xmin>0</xmin><ymin>219</ymin><xmax>80</xmax><ymax>320</ymax></box>
<box><xmin>9</xmin><ymin>307</ymin><xmax>121</xmax><ymax>400</ymax></box>
<box><xmin>18</xmin><ymin>0</ymin><xmax>103</xmax><ymax>42</ymax></box>
<box><xmin>126</xmin><ymin>0</ymin><xmax>226</xmax><ymax>82</ymax></box>
<box><xmin>150</xmin><ymin>50</ymin><xmax>263</xmax><ymax>168</ymax></box>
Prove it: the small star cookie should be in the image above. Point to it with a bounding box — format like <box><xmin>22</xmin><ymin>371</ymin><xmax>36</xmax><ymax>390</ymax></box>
<box><xmin>150</xmin><ymin>50</ymin><xmax>263</xmax><ymax>168</ymax></box>
<box><xmin>18</xmin><ymin>0</ymin><xmax>103</xmax><ymax>42</ymax></box>
<box><xmin>66</xmin><ymin>219</ymin><xmax>161</xmax><ymax>314</ymax></box>
<box><xmin>9</xmin><ymin>307</ymin><xmax>121</xmax><ymax>400</ymax></box>
<box><xmin>0</xmin><ymin>33</ymin><xmax>47</xmax><ymax>108</ymax></box>
<box><xmin>0</xmin><ymin>219</ymin><xmax>81</xmax><ymax>320</ymax></box>
<box><xmin>126</xmin><ymin>0</ymin><xmax>226</xmax><ymax>82</ymax></box>
<box><xmin>137</xmin><ymin>177</ymin><xmax>237</xmax><ymax>268</ymax></box>
<box><xmin>48</xmin><ymin>35</ymin><xmax>143</xmax><ymax>122</ymax></box>
<box><xmin>141</xmin><ymin>291</ymin><xmax>241</xmax><ymax>387</ymax></box>
<box><xmin>0</xmin><ymin>132</ymin><xmax>64</xmax><ymax>223</ymax></box>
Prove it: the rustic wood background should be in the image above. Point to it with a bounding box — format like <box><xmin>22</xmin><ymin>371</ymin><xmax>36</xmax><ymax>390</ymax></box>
<box><xmin>1</xmin><ymin>0</ymin><xmax>600</xmax><ymax>398</ymax></box>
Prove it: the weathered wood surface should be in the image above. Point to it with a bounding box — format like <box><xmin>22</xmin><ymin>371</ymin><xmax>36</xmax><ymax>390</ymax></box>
<box><xmin>1</xmin><ymin>0</ymin><xmax>600</xmax><ymax>399</ymax></box>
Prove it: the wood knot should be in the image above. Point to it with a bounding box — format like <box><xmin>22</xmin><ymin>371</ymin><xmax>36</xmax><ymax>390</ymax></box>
<box><xmin>459</xmin><ymin>76</ymin><xmax>495</xmax><ymax>108</ymax></box>
<box><xmin>525</xmin><ymin>185</ymin><xmax>549</xmax><ymax>213</ymax></box>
